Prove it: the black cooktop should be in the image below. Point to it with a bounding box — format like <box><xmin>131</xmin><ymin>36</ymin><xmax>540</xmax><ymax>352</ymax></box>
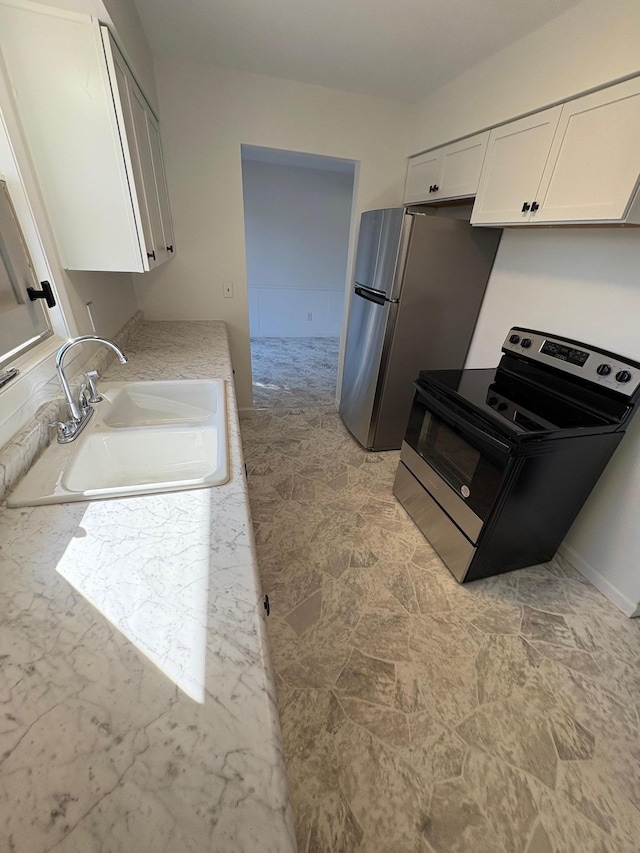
<box><xmin>416</xmin><ymin>366</ymin><xmax>618</xmax><ymax>439</ymax></box>
<box><xmin>416</xmin><ymin>327</ymin><xmax>640</xmax><ymax>443</ymax></box>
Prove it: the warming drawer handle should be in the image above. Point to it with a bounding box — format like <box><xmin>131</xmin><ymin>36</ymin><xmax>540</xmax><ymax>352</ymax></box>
<box><xmin>413</xmin><ymin>382</ymin><xmax>512</xmax><ymax>455</ymax></box>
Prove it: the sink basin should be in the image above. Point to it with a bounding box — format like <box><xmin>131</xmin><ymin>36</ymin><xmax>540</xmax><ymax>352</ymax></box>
<box><xmin>101</xmin><ymin>380</ymin><xmax>220</xmax><ymax>428</ymax></box>
<box><xmin>7</xmin><ymin>379</ymin><xmax>229</xmax><ymax>506</ymax></box>
<box><xmin>63</xmin><ymin>426</ymin><xmax>220</xmax><ymax>495</ymax></box>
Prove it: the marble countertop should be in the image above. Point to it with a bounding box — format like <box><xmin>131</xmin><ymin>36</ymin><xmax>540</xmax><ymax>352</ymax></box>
<box><xmin>0</xmin><ymin>321</ymin><xmax>296</xmax><ymax>852</ymax></box>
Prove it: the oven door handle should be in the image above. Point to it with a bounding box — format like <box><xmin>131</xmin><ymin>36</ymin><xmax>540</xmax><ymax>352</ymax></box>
<box><xmin>415</xmin><ymin>385</ymin><xmax>512</xmax><ymax>456</ymax></box>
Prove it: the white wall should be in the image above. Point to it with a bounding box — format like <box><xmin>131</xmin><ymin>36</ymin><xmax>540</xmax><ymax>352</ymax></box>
<box><xmin>133</xmin><ymin>61</ymin><xmax>414</xmax><ymax>407</ymax></box>
<box><xmin>242</xmin><ymin>157</ymin><xmax>353</xmax><ymax>337</ymax></box>
<box><xmin>411</xmin><ymin>0</ymin><xmax>640</xmax><ymax>613</ymax></box>
<box><xmin>411</xmin><ymin>0</ymin><xmax>640</xmax><ymax>154</ymax></box>
<box><xmin>466</xmin><ymin>229</ymin><xmax>640</xmax><ymax>613</ymax></box>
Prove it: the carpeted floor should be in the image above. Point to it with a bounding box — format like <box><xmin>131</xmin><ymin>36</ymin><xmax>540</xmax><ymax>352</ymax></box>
<box><xmin>251</xmin><ymin>337</ymin><xmax>339</xmax><ymax>408</ymax></box>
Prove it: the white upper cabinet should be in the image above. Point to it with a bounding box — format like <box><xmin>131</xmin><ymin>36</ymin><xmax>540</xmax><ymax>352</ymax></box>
<box><xmin>534</xmin><ymin>77</ymin><xmax>640</xmax><ymax>224</ymax></box>
<box><xmin>147</xmin><ymin>114</ymin><xmax>175</xmax><ymax>257</ymax></box>
<box><xmin>0</xmin><ymin>4</ymin><xmax>175</xmax><ymax>272</ymax></box>
<box><xmin>472</xmin><ymin>76</ymin><xmax>640</xmax><ymax>226</ymax></box>
<box><xmin>470</xmin><ymin>107</ymin><xmax>562</xmax><ymax>225</ymax></box>
<box><xmin>403</xmin><ymin>132</ymin><xmax>489</xmax><ymax>205</ymax></box>
<box><xmin>403</xmin><ymin>150</ymin><xmax>441</xmax><ymax>205</ymax></box>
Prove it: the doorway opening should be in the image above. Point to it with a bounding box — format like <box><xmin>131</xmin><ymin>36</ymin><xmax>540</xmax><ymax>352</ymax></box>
<box><xmin>241</xmin><ymin>144</ymin><xmax>356</xmax><ymax>408</ymax></box>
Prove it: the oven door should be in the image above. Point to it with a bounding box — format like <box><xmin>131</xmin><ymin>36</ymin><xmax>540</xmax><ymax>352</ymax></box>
<box><xmin>402</xmin><ymin>386</ymin><xmax>513</xmax><ymax>542</ymax></box>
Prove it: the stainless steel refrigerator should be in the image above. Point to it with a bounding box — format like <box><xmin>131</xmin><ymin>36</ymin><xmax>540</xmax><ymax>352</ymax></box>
<box><xmin>339</xmin><ymin>208</ymin><xmax>501</xmax><ymax>450</ymax></box>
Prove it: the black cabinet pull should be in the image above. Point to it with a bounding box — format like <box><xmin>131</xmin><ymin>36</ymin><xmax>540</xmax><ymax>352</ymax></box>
<box><xmin>521</xmin><ymin>202</ymin><xmax>531</xmax><ymax>213</ymax></box>
<box><xmin>263</xmin><ymin>594</ymin><xmax>270</xmax><ymax>616</ymax></box>
<box><xmin>432</xmin><ymin>184</ymin><xmax>439</xmax><ymax>192</ymax></box>
<box><xmin>531</xmin><ymin>201</ymin><xmax>540</xmax><ymax>212</ymax></box>
<box><xmin>27</xmin><ymin>280</ymin><xmax>56</xmax><ymax>308</ymax></box>
<box><xmin>428</xmin><ymin>185</ymin><xmax>434</xmax><ymax>192</ymax></box>
<box><xmin>147</xmin><ymin>250</ymin><xmax>156</xmax><ymax>261</ymax></box>
<box><xmin>166</xmin><ymin>244</ymin><xmax>174</xmax><ymax>253</ymax></box>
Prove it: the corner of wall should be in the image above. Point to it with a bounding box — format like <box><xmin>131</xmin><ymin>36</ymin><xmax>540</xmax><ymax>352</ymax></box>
<box><xmin>558</xmin><ymin>542</ymin><xmax>640</xmax><ymax>618</ymax></box>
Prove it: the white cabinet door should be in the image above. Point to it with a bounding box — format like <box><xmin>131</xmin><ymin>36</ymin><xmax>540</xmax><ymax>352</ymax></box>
<box><xmin>0</xmin><ymin>5</ymin><xmax>175</xmax><ymax>272</ymax></box>
<box><xmin>403</xmin><ymin>150</ymin><xmax>442</xmax><ymax>204</ymax></box>
<box><xmin>534</xmin><ymin>77</ymin><xmax>640</xmax><ymax>224</ymax></box>
<box><xmin>109</xmin><ymin>52</ymin><xmax>154</xmax><ymax>269</ymax></box>
<box><xmin>438</xmin><ymin>132</ymin><xmax>489</xmax><ymax>201</ymax></box>
<box><xmin>129</xmin><ymin>84</ymin><xmax>165</xmax><ymax>268</ymax></box>
<box><xmin>0</xmin><ymin>4</ymin><xmax>143</xmax><ymax>271</ymax></box>
<box><xmin>471</xmin><ymin>107</ymin><xmax>562</xmax><ymax>225</ymax></box>
<box><xmin>147</xmin><ymin>114</ymin><xmax>175</xmax><ymax>256</ymax></box>
<box><xmin>104</xmin><ymin>28</ymin><xmax>174</xmax><ymax>270</ymax></box>
<box><xmin>404</xmin><ymin>132</ymin><xmax>489</xmax><ymax>205</ymax></box>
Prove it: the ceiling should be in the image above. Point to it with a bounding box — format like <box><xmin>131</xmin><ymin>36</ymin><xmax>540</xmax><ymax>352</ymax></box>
<box><xmin>133</xmin><ymin>0</ymin><xmax>584</xmax><ymax>103</ymax></box>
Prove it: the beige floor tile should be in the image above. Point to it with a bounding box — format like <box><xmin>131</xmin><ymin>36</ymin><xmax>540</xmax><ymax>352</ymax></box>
<box><xmin>334</xmin><ymin>721</ymin><xmax>433</xmax><ymax>849</ymax></box>
<box><xmin>457</xmin><ymin>697</ymin><xmax>558</xmax><ymax>788</ymax></box>
<box><xmin>423</xmin><ymin>777</ymin><xmax>507</xmax><ymax>853</ymax></box>
<box><xmin>240</xmin><ymin>380</ymin><xmax>640</xmax><ymax>852</ymax></box>
<box><xmin>463</xmin><ymin>749</ymin><xmax>542</xmax><ymax>853</ymax></box>
<box><xmin>335</xmin><ymin>648</ymin><xmax>396</xmax><ymax>706</ymax></box>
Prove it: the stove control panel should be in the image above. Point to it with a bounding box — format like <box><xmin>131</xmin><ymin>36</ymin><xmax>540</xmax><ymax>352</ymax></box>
<box><xmin>502</xmin><ymin>328</ymin><xmax>640</xmax><ymax>397</ymax></box>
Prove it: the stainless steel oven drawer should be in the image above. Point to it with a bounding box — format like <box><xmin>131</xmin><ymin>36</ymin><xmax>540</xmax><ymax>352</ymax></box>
<box><xmin>393</xmin><ymin>461</ymin><xmax>476</xmax><ymax>583</ymax></box>
<box><xmin>400</xmin><ymin>441</ymin><xmax>484</xmax><ymax>542</ymax></box>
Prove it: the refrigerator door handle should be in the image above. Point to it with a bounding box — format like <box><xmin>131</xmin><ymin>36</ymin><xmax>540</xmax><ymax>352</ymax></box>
<box><xmin>355</xmin><ymin>285</ymin><xmax>399</xmax><ymax>305</ymax></box>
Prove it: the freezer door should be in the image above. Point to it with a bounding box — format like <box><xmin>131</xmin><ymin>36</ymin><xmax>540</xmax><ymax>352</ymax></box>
<box><xmin>353</xmin><ymin>208</ymin><xmax>405</xmax><ymax>298</ymax></box>
<box><xmin>339</xmin><ymin>287</ymin><xmax>397</xmax><ymax>448</ymax></box>
<box><xmin>373</xmin><ymin>215</ymin><xmax>502</xmax><ymax>450</ymax></box>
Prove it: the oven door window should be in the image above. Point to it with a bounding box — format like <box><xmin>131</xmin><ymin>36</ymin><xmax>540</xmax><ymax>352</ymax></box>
<box><xmin>405</xmin><ymin>395</ymin><xmax>510</xmax><ymax>522</ymax></box>
<box><xmin>419</xmin><ymin>416</ymin><xmax>481</xmax><ymax>493</ymax></box>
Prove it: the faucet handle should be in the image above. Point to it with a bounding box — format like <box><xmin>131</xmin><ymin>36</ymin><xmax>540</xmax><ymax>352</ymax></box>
<box><xmin>78</xmin><ymin>384</ymin><xmax>94</xmax><ymax>416</ymax></box>
<box><xmin>84</xmin><ymin>369</ymin><xmax>102</xmax><ymax>403</ymax></box>
<box><xmin>49</xmin><ymin>421</ymin><xmax>72</xmax><ymax>440</ymax></box>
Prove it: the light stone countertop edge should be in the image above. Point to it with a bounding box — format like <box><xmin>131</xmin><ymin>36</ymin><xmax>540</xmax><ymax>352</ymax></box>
<box><xmin>0</xmin><ymin>319</ymin><xmax>297</xmax><ymax>853</ymax></box>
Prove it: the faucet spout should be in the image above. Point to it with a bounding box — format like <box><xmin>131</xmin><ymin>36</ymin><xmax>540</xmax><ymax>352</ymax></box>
<box><xmin>56</xmin><ymin>335</ymin><xmax>127</xmax><ymax>422</ymax></box>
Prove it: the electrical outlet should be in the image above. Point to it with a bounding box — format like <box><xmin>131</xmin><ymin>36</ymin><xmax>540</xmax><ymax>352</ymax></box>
<box><xmin>223</xmin><ymin>281</ymin><xmax>234</xmax><ymax>298</ymax></box>
<box><xmin>307</xmin><ymin>312</ymin><xmax>313</xmax><ymax>321</ymax></box>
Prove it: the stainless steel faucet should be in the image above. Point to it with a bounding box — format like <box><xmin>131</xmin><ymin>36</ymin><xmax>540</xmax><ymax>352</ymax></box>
<box><xmin>54</xmin><ymin>335</ymin><xmax>128</xmax><ymax>442</ymax></box>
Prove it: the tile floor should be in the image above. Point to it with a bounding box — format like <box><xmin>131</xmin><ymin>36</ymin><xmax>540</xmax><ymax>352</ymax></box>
<box><xmin>240</xmin><ymin>405</ymin><xmax>640</xmax><ymax>853</ymax></box>
<box><xmin>251</xmin><ymin>337</ymin><xmax>340</xmax><ymax>408</ymax></box>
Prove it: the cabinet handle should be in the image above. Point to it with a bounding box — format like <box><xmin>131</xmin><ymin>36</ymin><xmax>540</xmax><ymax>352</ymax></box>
<box><xmin>531</xmin><ymin>201</ymin><xmax>540</xmax><ymax>213</ymax></box>
<box><xmin>27</xmin><ymin>280</ymin><xmax>56</xmax><ymax>308</ymax></box>
<box><xmin>432</xmin><ymin>184</ymin><xmax>439</xmax><ymax>192</ymax></box>
<box><xmin>521</xmin><ymin>202</ymin><xmax>531</xmax><ymax>213</ymax></box>
<box><xmin>166</xmin><ymin>245</ymin><xmax>174</xmax><ymax>253</ymax></box>
<box><xmin>147</xmin><ymin>250</ymin><xmax>156</xmax><ymax>261</ymax></box>
<box><xmin>428</xmin><ymin>185</ymin><xmax>434</xmax><ymax>192</ymax></box>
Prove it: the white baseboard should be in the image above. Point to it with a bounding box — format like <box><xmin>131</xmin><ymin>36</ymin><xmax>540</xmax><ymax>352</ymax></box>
<box><xmin>558</xmin><ymin>542</ymin><xmax>640</xmax><ymax>618</ymax></box>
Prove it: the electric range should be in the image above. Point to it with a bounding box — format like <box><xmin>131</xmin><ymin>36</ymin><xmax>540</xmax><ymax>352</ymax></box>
<box><xmin>393</xmin><ymin>327</ymin><xmax>640</xmax><ymax>582</ymax></box>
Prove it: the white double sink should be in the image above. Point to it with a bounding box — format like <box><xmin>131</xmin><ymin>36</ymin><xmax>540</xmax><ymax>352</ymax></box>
<box><xmin>8</xmin><ymin>379</ymin><xmax>229</xmax><ymax>506</ymax></box>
